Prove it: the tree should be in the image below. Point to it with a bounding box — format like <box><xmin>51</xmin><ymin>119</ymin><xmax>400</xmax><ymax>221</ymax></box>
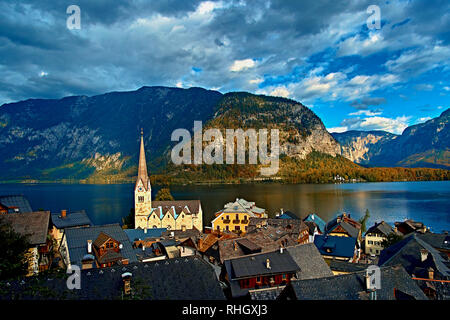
<box><xmin>359</xmin><ymin>209</ymin><xmax>370</xmax><ymax>234</ymax></box>
<box><xmin>0</xmin><ymin>219</ymin><xmax>31</xmax><ymax>280</ymax></box>
<box><xmin>155</xmin><ymin>188</ymin><xmax>175</xmax><ymax>201</ymax></box>
<box><xmin>382</xmin><ymin>232</ymin><xmax>403</xmax><ymax>249</ymax></box>
<box><xmin>122</xmin><ymin>208</ymin><xmax>135</xmax><ymax>229</ymax></box>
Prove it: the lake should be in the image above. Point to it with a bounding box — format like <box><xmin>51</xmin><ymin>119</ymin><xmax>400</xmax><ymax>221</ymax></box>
<box><xmin>0</xmin><ymin>181</ymin><xmax>448</xmax><ymax>232</ymax></box>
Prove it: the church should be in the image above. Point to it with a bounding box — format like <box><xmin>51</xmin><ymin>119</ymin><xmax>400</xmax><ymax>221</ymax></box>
<box><xmin>134</xmin><ymin>130</ymin><xmax>203</xmax><ymax>231</ymax></box>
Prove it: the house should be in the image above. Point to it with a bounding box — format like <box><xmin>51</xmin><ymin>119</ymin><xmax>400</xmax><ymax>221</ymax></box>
<box><xmin>218</xmin><ymin>230</ymin><xmax>297</xmax><ymax>264</ymax></box>
<box><xmin>394</xmin><ymin>219</ymin><xmax>428</xmax><ymax>235</ymax></box>
<box><xmin>134</xmin><ymin>130</ymin><xmax>203</xmax><ymax>231</ymax></box>
<box><xmin>365</xmin><ymin>221</ymin><xmax>399</xmax><ymax>256</ymax></box>
<box><xmin>279</xmin><ymin>265</ymin><xmax>428</xmax><ymax>300</ymax></box>
<box><xmin>60</xmin><ymin>223</ymin><xmax>138</xmax><ymax>269</ymax></box>
<box><xmin>223</xmin><ymin>243</ymin><xmax>333</xmax><ymax>299</ymax></box>
<box><xmin>50</xmin><ymin>209</ymin><xmax>92</xmax><ymax>246</ymax></box>
<box><xmin>303</xmin><ymin>213</ymin><xmax>326</xmax><ymax>234</ymax></box>
<box><xmin>378</xmin><ymin>233</ymin><xmax>450</xmax><ymax>300</ymax></box>
<box><xmin>247</xmin><ymin>217</ymin><xmax>310</xmax><ymax>244</ymax></box>
<box><xmin>222</xmin><ymin>248</ymin><xmax>300</xmax><ymax>298</ymax></box>
<box><xmin>314</xmin><ymin>234</ymin><xmax>359</xmax><ymax>262</ymax></box>
<box><xmin>325</xmin><ymin>213</ymin><xmax>362</xmax><ymax>241</ymax></box>
<box><xmin>0</xmin><ymin>256</ymin><xmax>226</xmax><ymax>300</ymax></box>
<box><xmin>0</xmin><ymin>211</ymin><xmax>51</xmax><ymax>275</ymax></box>
<box><xmin>211</xmin><ymin>198</ymin><xmax>267</xmax><ymax>234</ymax></box>
<box><xmin>0</xmin><ymin>195</ymin><xmax>33</xmax><ymax>214</ymax></box>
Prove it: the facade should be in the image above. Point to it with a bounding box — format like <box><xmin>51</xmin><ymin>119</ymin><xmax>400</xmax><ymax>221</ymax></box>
<box><xmin>211</xmin><ymin>198</ymin><xmax>267</xmax><ymax>234</ymax></box>
<box><xmin>365</xmin><ymin>221</ymin><xmax>397</xmax><ymax>255</ymax></box>
<box><xmin>325</xmin><ymin>213</ymin><xmax>362</xmax><ymax>241</ymax></box>
<box><xmin>134</xmin><ymin>130</ymin><xmax>202</xmax><ymax>231</ymax></box>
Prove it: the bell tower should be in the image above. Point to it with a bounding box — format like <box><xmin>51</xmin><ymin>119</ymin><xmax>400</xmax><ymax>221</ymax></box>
<box><xmin>134</xmin><ymin>129</ymin><xmax>152</xmax><ymax>229</ymax></box>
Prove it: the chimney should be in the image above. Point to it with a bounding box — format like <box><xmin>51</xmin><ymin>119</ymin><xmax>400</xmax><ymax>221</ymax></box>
<box><xmin>311</xmin><ymin>214</ymin><xmax>315</xmax><ymax>220</ymax></box>
<box><xmin>420</xmin><ymin>249</ymin><xmax>428</xmax><ymax>262</ymax></box>
<box><xmin>428</xmin><ymin>267</ymin><xmax>434</xmax><ymax>280</ymax></box>
<box><xmin>61</xmin><ymin>209</ymin><xmax>67</xmax><ymax>218</ymax></box>
<box><xmin>122</xmin><ymin>272</ymin><xmax>132</xmax><ymax>295</ymax></box>
<box><xmin>142</xmin><ymin>244</ymin><xmax>146</xmax><ymax>251</ymax></box>
<box><xmin>280</xmin><ymin>208</ymin><xmax>284</xmax><ymax>214</ymax></box>
<box><xmin>170</xmin><ymin>231</ymin><xmax>175</xmax><ymax>238</ymax></box>
<box><xmin>198</xmin><ymin>238</ymin><xmax>203</xmax><ymax>249</ymax></box>
<box><xmin>266</xmin><ymin>258</ymin><xmax>271</xmax><ymax>270</ymax></box>
<box><xmin>87</xmin><ymin>240</ymin><xmax>92</xmax><ymax>254</ymax></box>
<box><xmin>144</xmin><ymin>228</ymin><xmax>147</xmax><ymax>234</ymax></box>
<box><xmin>234</xmin><ymin>241</ymin><xmax>238</xmax><ymax>251</ymax></box>
<box><xmin>280</xmin><ymin>246</ymin><xmax>284</xmax><ymax>254</ymax></box>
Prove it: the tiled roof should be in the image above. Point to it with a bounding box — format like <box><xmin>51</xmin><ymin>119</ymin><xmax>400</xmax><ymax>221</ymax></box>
<box><xmin>286</xmin><ymin>264</ymin><xmax>428</xmax><ymax>300</ymax></box>
<box><xmin>416</xmin><ymin>233</ymin><xmax>450</xmax><ymax>251</ymax></box>
<box><xmin>124</xmin><ymin>228</ymin><xmax>167</xmax><ymax>242</ymax></box>
<box><xmin>152</xmin><ymin>200</ymin><xmax>201</xmax><ymax>218</ymax></box>
<box><xmin>161</xmin><ymin>227</ymin><xmax>201</xmax><ymax>240</ymax></box>
<box><xmin>325</xmin><ymin>214</ymin><xmax>361</xmax><ymax>238</ymax></box>
<box><xmin>379</xmin><ymin>234</ymin><xmax>450</xmax><ymax>278</ymax></box>
<box><xmin>65</xmin><ymin>224</ymin><xmax>137</xmax><ymax>266</ymax></box>
<box><xmin>366</xmin><ymin>221</ymin><xmax>395</xmax><ymax>237</ymax></box>
<box><xmin>215</xmin><ymin>198</ymin><xmax>265</xmax><ymax>218</ymax></box>
<box><xmin>250</xmin><ymin>287</ymin><xmax>285</xmax><ymax>300</ymax></box>
<box><xmin>51</xmin><ymin>210</ymin><xmax>92</xmax><ymax>229</ymax></box>
<box><xmin>314</xmin><ymin>235</ymin><xmax>357</xmax><ymax>259</ymax></box>
<box><xmin>286</xmin><ymin>243</ymin><xmax>334</xmax><ymax>280</ymax></box>
<box><xmin>0</xmin><ymin>211</ymin><xmax>50</xmax><ymax>245</ymax></box>
<box><xmin>0</xmin><ymin>256</ymin><xmax>225</xmax><ymax>300</ymax></box>
<box><xmin>303</xmin><ymin>214</ymin><xmax>326</xmax><ymax>233</ymax></box>
<box><xmin>0</xmin><ymin>195</ymin><xmax>33</xmax><ymax>213</ymax></box>
<box><xmin>226</xmin><ymin>250</ymin><xmax>299</xmax><ymax>280</ymax></box>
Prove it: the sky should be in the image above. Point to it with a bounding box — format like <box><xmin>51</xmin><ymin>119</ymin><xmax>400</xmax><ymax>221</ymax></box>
<box><xmin>0</xmin><ymin>0</ymin><xmax>449</xmax><ymax>134</ymax></box>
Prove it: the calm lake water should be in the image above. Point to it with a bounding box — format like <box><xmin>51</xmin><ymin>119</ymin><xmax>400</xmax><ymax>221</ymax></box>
<box><xmin>0</xmin><ymin>181</ymin><xmax>449</xmax><ymax>232</ymax></box>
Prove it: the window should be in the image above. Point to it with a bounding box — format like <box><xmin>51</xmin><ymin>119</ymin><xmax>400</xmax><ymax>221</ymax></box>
<box><xmin>138</xmin><ymin>196</ymin><xmax>144</xmax><ymax>203</ymax></box>
<box><xmin>226</xmin><ymin>226</ymin><xmax>229</xmax><ymax>231</ymax></box>
<box><xmin>236</xmin><ymin>214</ymin><xmax>239</xmax><ymax>220</ymax></box>
<box><xmin>226</xmin><ymin>215</ymin><xmax>229</xmax><ymax>220</ymax></box>
<box><xmin>235</xmin><ymin>226</ymin><xmax>240</xmax><ymax>231</ymax></box>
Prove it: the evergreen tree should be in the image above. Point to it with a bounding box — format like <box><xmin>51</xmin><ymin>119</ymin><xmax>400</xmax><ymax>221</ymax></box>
<box><xmin>0</xmin><ymin>219</ymin><xmax>30</xmax><ymax>280</ymax></box>
<box><xmin>155</xmin><ymin>188</ymin><xmax>175</xmax><ymax>201</ymax></box>
<box><xmin>359</xmin><ymin>209</ymin><xmax>370</xmax><ymax>234</ymax></box>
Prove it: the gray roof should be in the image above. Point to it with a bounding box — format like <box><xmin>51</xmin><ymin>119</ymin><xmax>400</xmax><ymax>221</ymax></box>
<box><xmin>0</xmin><ymin>211</ymin><xmax>50</xmax><ymax>245</ymax></box>
<box><xmin>0</xmin><ymin>256</ymin><xmax>225</xmax><ymax>300</ymax></box>
<box><xmin>286</xmin><ymin>265</ymin><xmax>428</xmax><ymax>300</ymax></box>
<box><xmin>250</xmin><ymin>287</ymin><xmax>285</xmax><ymax>300</ymax></box>
<box><xmin>416</xmin><ymin>233</ymin><xmax>450</xmax><ymax>251</ymax></box>
<box><xmin>65</xmin><ymin>224</ymin><xmax>137</xmax><ymax>266</ymax></box>
<box><xmin>51</xmin><ymin>210</ymin><xmax>92</xmax><ymax>229</ymax></box>
<box><xmin>0</xmin><ymin>195</ymin><xmax>33</xmax><ymax>213</ymax></box>
<box><xmin>366</xmin><ymin>221</ymin><xmax>395</xmax><ymax>237</ymax></box>
<box><xmin>379</xmin><ymin>234</ymin><xmax>450</xmax><ymax>278</ymax></box>
<box><xmin>226</xmin><ymin>250</ymin><xmax>299</xmax><ymax>280</ymax></box>
<box><xmin>286</xmin><ymin>244</ymin><xmax>333</xmax><ymax>280</ymax></box>
<box><xmin>124</xmin><ymin>228</ymin><xmax>167</xmax><ymax>242</ymax></box>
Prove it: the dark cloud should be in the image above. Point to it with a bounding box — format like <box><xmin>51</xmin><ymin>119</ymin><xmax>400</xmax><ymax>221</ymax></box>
<box><xmin>350</xmin><ymin>97</ymin><xmax>386</xmax><ymax>110</ymax></box>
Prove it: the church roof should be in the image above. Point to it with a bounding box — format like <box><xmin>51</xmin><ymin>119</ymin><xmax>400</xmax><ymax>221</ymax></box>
<box><xmin>135</xmin><ymin>130</ymin><xmax>150</xmax><ymax>191</ymax></box>
<box><xmin>152</xmin><ymin>200</ymin><xmax>201</xmax><ymax>219</ymax></box>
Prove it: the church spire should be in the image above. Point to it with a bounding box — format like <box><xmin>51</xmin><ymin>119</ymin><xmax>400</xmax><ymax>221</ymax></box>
<box><xmin>136</xmin><ymin>128</ymin><xmax>150</xmax><ymax>190</ymax></box>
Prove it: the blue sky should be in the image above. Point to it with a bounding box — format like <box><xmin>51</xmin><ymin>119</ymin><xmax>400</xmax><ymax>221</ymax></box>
<box><xmin>0</xmin><ymin>0</ymin><xmax>449</xmax><ymax>134</ymax></box>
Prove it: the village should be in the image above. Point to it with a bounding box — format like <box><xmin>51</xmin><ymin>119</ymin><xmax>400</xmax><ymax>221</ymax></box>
<box><xmin>0</xmin><ymin>133</ymin><xmax>448</xmax><ymax>301</ymax></box>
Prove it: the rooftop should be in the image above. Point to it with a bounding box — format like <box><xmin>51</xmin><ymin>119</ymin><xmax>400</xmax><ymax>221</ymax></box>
<box><xmin>51</xmin><ymin>210</ymin><xmax>92</xmax><ymax>229</ymax></box>
<box><xmin>0</xmin><ymin>195</ymin><xmax>33</xmax><ymax>213</ymax></box>
<box><xmin>0</xmin><ymin>256</ymin><xmax>225</xmax><ymax>300</ymax></box>
<box><xmin>314</xmin><ymin>235</ymin><xmax>357</xmax><ymax>259</ymax></box>
<box><xmin>64</xmin><ymin>223</ymin><xmax>137</xmax><ymax>267</ymax></box>
<box><xmin>285</xmin><ymin>264</ymin><xmax>428</xmax><ymax>300</ymax></box>
<box><xmin>0</xmin><ymin>211</ymin><xmax>50</xmax><ymax>245</ymax></box>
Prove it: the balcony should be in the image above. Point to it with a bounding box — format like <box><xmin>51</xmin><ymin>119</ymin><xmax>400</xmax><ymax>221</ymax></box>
<box><xmin>241</xmin><ymin>220</ymin><xmax>249</xmax><ymax>224</ymax></box>
<box><xmin>223</xmin><ymin>219</ymin><xmax>230</xmax><ymax>224</ymax></box>
<box><xmin>232</xmin><ymin>220</ymin><xmax>240</xmax><ymax>224</ymax></box>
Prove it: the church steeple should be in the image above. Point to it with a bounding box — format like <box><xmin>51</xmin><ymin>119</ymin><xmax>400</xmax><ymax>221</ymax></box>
<box><xmin>136</xmin><ymin>128</ymin><xmax>150</xmax><ymax>191</ymax></box>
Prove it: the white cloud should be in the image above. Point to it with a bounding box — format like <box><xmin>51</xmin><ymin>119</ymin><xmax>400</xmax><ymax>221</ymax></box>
<box><xmin>327</xmin><ymin>126</ymin><xmax>348</xmax><ymax>133</ymax></box>
<box><xmin>229</xmin><ymin>59</ymin><xmax>257</xmax><ymax>72</ymax></box>
<box><xmin>349</xmin><ymin>110</ymin><xmax>382</xmax><ymax>116</ymax></box>
<box><xmin>269</xmin><ymin>87</ymin><xmax>290</xmax><ymax>98</ymax></box>
<box><xmin>418</xmin><ymin>117</ymin><xmax>431</xmax><ymax>122</ymax></box>
<box><xmin>341</xmin><ymin>115</ymin><xmax>411</xmax><ymax>134</ymax></box>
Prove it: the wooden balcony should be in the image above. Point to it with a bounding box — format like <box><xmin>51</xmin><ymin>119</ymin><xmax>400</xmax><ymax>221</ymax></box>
<box><xmin>241</xmin><ymin>220</ymin><xmax>249</xmax><ymax>224</ymax></box>
<box><xmin>223</xmin><ymin>219</ymin><xmax>230</xmax><ymax>224</ymax></box>
<box><xmin>232</xmin><ymin>219</ymin><xmax>240</xmax><ymax>224</ymax></box>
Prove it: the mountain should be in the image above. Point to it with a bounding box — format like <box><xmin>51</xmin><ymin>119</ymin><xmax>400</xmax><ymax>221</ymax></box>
<box><xmin>333</xmin><ymin>109</ymin><xmax>450</xmax><ymax>169</ymax></box>
<box><xmin>0</xmin><ymin>86</ymin><xmax>341</xmax><ymax>182</ymax></box>
<box><xmin>0</xmin><ymin>86</ymin><xmax>222</xmax><ymax>181</ymax></box>
<box><xmin>332</xmin><ymin>130</ymin><xmax>398</xmax><ymax>165</ymax></box>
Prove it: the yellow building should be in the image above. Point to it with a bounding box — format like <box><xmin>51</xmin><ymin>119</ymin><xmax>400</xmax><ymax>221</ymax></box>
<box><xmin>211</xmin><ymin>198</ymin><xmax>267</xmax><ymax>234</ymax></box>
<box><xmin>134</xmin><ymin>130</ymin><xmax>202</xmax><ymax>231</ymax></box>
